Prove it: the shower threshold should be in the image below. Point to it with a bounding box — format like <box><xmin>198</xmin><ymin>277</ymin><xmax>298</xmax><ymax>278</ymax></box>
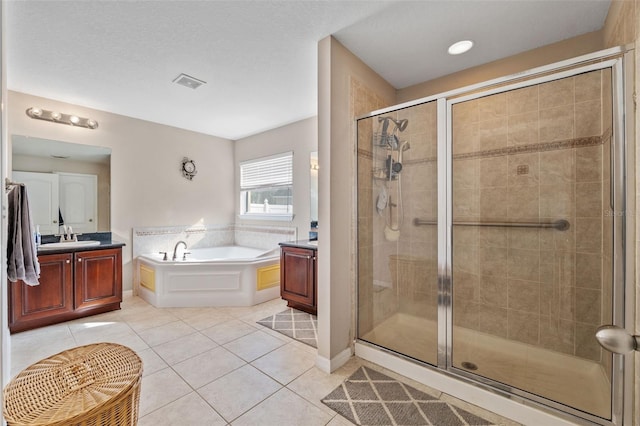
<box><xmin>360</xmin><ymin>312</ymin><xmax>610</xmax><ymax>419</ymax></box>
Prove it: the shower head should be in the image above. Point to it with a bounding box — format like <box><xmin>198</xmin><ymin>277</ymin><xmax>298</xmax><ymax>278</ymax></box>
<box><xmin>398</xmin><ymin>141</ymin><xmax>410</xmax><ymax>165</ymax></box>
<box><xmin>393</xmin><ymin>118</ymin><xmax>408</xmax><ymax>132</ymax></box>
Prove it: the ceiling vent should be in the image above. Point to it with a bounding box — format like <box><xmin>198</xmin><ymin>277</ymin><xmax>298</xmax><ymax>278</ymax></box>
<box><xmin>173</xmin><ymin>73</ymin><xmax>206</xmax><ymax>89</ymax></box>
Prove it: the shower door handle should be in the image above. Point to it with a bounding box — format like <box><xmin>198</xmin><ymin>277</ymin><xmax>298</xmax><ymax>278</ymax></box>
<box><xmin>595</xmin><ymin>325</ymin><xmax>640</xmax><ymax>354</ymax></box>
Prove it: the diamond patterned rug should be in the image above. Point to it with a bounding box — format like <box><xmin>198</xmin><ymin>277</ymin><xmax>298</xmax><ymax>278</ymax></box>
<box><xmin>322</xmin><ymin>366</ymin><xmax>496</xmax><ymax>426</ymax></box>
<box><xmin>257</xmin><ymin>308</ymin><xmax>318</xmax><ymax>348</ymax></box>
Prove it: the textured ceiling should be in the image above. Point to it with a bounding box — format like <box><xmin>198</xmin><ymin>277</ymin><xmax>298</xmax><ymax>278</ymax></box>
<box><xmin>7</xmin><ymin>1</ymin><xmax>610</xmax><ymax>140</ymax></box>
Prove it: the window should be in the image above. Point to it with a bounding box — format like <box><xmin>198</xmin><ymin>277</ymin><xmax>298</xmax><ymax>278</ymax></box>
<box><xmin>240</xmin><ymin>151</ymin><xmax>293</xmax><ymax>220</ymax></box>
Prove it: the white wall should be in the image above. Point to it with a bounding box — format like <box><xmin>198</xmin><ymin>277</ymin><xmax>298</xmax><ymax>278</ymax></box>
<box><xmin>317</xmin><ymin>36</ymin><xmax>396</xmax><ymax>370</ymax></box>
<box><xmin>234</xmin><ymin>117</ymin><xmax>317</xmax><ymax>239</ymax></box>
<box><xmin>8</xmin><ymin>91</ymin><xmax>236</xmax><ymax>290</ymax></box>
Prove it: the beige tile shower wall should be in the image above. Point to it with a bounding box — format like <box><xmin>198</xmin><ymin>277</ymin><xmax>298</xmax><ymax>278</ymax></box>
<box><xmin>451</xmin><ymin>71</ymin><xmax>608</xmax><ymax>362</ymax></box>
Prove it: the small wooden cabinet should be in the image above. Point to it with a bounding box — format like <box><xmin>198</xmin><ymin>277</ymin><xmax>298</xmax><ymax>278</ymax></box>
<box><xmin>280</xmin><ymin>244</ymin><xmax>317</xmax><ymax>315</ymax></box>
<box><xmin>9</xmin><ymin>247</ymin><xmax>122</xmax><ymax>333</ymax></box>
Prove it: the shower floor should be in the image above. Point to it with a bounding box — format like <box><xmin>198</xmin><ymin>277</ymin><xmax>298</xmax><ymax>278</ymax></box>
<box><xmin>360</xmin><ymin>312</ymin><xmax>611</xmax><ymax>419</ymax></box>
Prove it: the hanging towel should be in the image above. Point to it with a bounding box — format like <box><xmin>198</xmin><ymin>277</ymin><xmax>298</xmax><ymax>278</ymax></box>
<box><xmin>7</xmin><ymin>185</ymin><xmax>40</xmax><ymax>286</ymax></box>
<box><xmin>58</xmin><ymin>207</ymin><xmax>64</xmax><ymax>226</ymax></box>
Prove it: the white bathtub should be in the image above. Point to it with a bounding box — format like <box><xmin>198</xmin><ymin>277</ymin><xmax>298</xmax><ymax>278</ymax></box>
<box><xmin>136</xmin><ymin>246</ymin><xmax>281</xmax><ymax>307</ymax></box>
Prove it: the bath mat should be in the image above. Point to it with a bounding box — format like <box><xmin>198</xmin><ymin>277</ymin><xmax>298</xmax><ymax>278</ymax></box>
<box><xmin>322</xmin><ymin>366</ymin><xmax>496</xmax><ymax>426</ymax></box>
<box><xmin>257</xmin><ymin>308</ymin><xmax>317</xmax><ymax>348</ymax></box>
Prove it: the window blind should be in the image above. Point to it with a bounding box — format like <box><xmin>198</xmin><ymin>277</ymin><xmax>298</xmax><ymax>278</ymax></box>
<box><xmin>240</xmin><ymin>152</ymin><xmax>293</xmax><ymax>190</ymax></box>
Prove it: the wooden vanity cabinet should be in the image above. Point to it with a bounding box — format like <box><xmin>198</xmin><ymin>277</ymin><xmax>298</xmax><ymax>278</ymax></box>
<box><xmin>74</xmin><ymin>248</ymin><xmax>122</xmax><ymax>311</ymax></box>
<box><xmin>9</xmin><ymin>247</ymin><xmax>122</xmax><ymax>333</ymax></box>
<box><xmin>9</xmin><ymin>253</ymin><xmax>74</xmax><ymax>332</ymax></box>
<box><xmin>280</xmin><ymin>245</ymin><xmax>317</xmax><ymax>315</ymax></box>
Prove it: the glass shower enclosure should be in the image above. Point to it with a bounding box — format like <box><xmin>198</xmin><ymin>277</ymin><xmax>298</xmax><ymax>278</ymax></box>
<box><xmin>356</xmin><ymin>49</ymin><xmax>631</xmax><ymax>425</ymax></box>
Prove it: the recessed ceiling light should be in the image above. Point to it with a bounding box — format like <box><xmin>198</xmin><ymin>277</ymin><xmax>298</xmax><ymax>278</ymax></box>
<box><xmin>448</xmin><ymin>40</ymin><xmax>474</xmax><ymax>55</ymax></box>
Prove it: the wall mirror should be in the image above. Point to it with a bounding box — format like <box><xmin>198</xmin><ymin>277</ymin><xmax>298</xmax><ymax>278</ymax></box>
<box><xmin>310</xmin><ymin>151</ymin><xmax>318</xmax><ymax>236</ymax></box>
<box><xmin>11</xmin><ymin>135</ymin><xmax>111</xmax><ymax>233</ymax></box>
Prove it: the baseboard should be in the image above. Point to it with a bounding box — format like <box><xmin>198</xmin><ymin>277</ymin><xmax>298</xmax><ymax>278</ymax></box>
<box><xmin>316</xmin><ymin>346</ymin><xmax>353</xmax><ymax>373</ymax></box>
<box><xmin>123</xmin><ymin>289</ymin><xmax>133</xmax><ymax>298</ymax></box>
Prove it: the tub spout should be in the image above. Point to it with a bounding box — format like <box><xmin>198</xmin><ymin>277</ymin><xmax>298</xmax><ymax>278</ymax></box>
<box><xmin>172</xmin><ymin>241</ymin><xmax>187</xmax><ymax>261</ymax></box>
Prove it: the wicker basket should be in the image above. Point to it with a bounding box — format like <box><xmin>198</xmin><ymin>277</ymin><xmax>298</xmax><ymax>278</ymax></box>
<box><xmin>3</xmin><ymin>343</ymin><xmax>143</xmax><ymax>426</ymax></box>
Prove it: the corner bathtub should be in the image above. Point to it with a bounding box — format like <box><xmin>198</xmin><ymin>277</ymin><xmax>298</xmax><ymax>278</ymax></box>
<box><xmin>136</xmin><ymin>246</ymin><xmax>281</xmax><ymax>307</ymax></box>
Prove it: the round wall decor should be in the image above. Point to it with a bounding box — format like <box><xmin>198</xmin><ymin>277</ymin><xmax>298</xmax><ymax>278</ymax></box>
<box><xmin>181</xmin><ymin>157</ymin><xmax>197</xmax><ymax>180</ymax></box>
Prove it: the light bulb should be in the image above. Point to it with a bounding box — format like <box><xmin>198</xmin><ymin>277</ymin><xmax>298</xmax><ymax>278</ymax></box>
<box><xmin>29</xmin><ymin>107</ymin><xmax>42</xmax><ymax>117</ymax></box>
<box><xmin>69</xmin><ymin>115</ymin><xmax>80</xmax><ymax>124</ymax></box>
<box><xmin>50</xmin><ymin>111</ymin><xmax>61</xmax><ymax>120</ymax></box>
<box><xmin>86</xmin><ymin>119</ymin><xmax>97</xmax><ymax>129</ymax></box>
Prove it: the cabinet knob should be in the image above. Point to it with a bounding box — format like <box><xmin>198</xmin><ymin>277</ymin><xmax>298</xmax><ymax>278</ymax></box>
<box><xmin>53</xmin><ymin>220</ymin><xmax>58</xmax><ymax>223</ymax></box>
<box><xmin>66</xmin><ymin>260</ymin><xmax>70</xmax><ymax>264</ymax></box>
<box><xmin>78</xmin><ymin>258</ymin><xmax>83</xmax><ymax>262</ymax></box>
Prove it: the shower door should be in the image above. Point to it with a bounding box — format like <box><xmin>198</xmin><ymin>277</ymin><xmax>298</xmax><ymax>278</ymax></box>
<box><xmin>356</xmin><ymin>49</ymin><xmax>630</xmax><ymax>426</ymax></box>
<box><xmin>357</xmin><ymin>101</ymin><xmax>440</xmax><ymax>366</ymax></box>
<box><xmin>448</xmin><ymin>64</ymin><xmax>619</xmax><ymax>422</ymax></box>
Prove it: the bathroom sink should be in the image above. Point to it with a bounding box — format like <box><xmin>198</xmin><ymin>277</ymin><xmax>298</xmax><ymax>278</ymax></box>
<box><xmin>308</xmin><ymin>240</ymin><xmax>318</xmax><ymax>246</ymax></box>
<box><xmin>39</xmin><ymin>241</ymin><xmax>101</xmax><ymax>250</ymax></box>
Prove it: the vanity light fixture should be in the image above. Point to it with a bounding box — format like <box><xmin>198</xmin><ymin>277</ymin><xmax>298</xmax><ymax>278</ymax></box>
<box><xmin>448</xmin><ymin>40</ymin><xmax>474</xmax><ymax>55</ymax></box>
<box><xmin>26</xmin><ymin>107</ymin><xmax>99</xmax><ymax>129</ymax></box>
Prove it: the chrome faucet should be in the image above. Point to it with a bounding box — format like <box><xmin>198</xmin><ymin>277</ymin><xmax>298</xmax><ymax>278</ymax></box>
<box><xmin>172</xmin><ymin>241</ymin><xmax>187</xmax><ymax>261</ymax></box>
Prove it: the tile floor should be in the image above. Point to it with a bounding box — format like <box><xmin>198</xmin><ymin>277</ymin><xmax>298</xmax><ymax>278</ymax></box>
<box><xmin>9</xmin><ymin>294</ymin><xmax>517</xmax><ymax>426</ymax></box>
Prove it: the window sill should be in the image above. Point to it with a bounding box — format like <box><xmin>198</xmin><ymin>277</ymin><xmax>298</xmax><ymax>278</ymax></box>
<box><xmin>238</xmin><ymin>213</ymin><xmax>295</xmax><ymax>222</ymax></box>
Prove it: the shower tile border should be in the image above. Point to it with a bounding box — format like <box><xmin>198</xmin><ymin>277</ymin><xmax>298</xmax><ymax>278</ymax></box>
<box><xmin>357</xmin><ymin>128</ymin><xmax>611</xmax><ymax>166</ymax></box>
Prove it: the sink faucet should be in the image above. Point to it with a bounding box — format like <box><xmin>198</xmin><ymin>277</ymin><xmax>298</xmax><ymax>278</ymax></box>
<box><xmin>172</xmin><ymin>241</ymin><xmax>187</xmax><ymax>261</ymax></box>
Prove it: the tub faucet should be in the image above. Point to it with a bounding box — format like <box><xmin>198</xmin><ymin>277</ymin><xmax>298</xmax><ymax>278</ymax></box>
<box><xmin>172</xmin><ymin>241</ymin><xmax>187</xmax><ymax>261</ymax></box>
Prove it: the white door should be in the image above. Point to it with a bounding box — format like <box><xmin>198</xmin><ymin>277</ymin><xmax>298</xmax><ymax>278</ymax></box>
<box><xmin>12</xmin><ymin>171</ymin><xmax>60</xmax><ymax>235</ymax></box>
<box><xmin>58</xmin><ymin>172</ymin><xmax>97</xmax><ymax>233</ymax></box>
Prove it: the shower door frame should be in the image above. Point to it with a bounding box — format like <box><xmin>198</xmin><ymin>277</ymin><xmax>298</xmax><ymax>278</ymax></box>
<box><xmin>442</xmin><ymin>55</ymin><xmax>629</xmax><ymax>426</ymax></box>
<box><xmin>355</xmin><ymin>45</ymin><xmax>634</xmax><ymax>426</ymax></box>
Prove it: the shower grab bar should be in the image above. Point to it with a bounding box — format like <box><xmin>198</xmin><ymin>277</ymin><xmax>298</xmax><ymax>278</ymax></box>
<box><xmin>413</xmin><ymin>218</ymin><xmax>570</xmax><ymax>231</ymax></box>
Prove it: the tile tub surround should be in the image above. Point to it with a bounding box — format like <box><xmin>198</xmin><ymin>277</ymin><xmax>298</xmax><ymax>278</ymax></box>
<box><xmin>9</xmin><ymin>294</ymin><xmax>517</xmax><ymax>426</ymax></box>
<box><xmin>132</xmin><ymin>223</ymin><xmax>296</xmax><ymax>260</ymax></box>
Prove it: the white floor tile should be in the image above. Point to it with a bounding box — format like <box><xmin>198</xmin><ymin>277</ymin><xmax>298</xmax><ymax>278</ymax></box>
<box><xmin>138</xmin><ymin>392</ymin><xmax>227</xmax><ymax>426</ymax></box>
<box><xmin>173</xmin><ymin>346</ymin><xmax>245</xmax><ymax>389</ymax></box>
<box><xmin>139</xmin><ymin>368</ymin><xmax>192</xmax><ymax>417</ymax></box>
<box><xmin>198</xmin><ymin>364</ymin><xmax>281</xmax><ymax>422</ymax></box>
<box><xmin>231</xmin><ymin>387</ymin><xmax>333</xmax><ymax>426</ymax></box>
<box><xmin>251</xmin><ymin>342</ymin><xmax>316</xmax><ymax>385</ymax></box>
<box><xmin>223</xmin><ymin>330</ymin><xmax>285</xmax><ymax>362</ymax></box>
<box><xmin>153</xmin><ymin>332</ymin><xmax>218</xmax><ymax>365</ymax></box>
<box><xmin>202</xmin><ymin>319</ymin><xmax>258</xmax><ymax>345</ymax></box>
<box><xmin>137</xmin><ymin>320</ymin><xmax>197</xmax><ymax>346</ymax></box>
<box><xmin>287</xmin><ymin>366</ymin><xmax>359</xmax><ymax>416</ymax></box>
<box><xmin>135</xmin><ymin>347</ymin><xmax>169</xmax><ymax>377</ymax></box>
<box><xmin>180</xmin><ymin>311</ymin><xmax>235</xmax><ymax>331</ymax></box>
<box><xmin>7</xmin><ymin>295</ymin><xmax>512</xmax><ymax>426</ymax></box>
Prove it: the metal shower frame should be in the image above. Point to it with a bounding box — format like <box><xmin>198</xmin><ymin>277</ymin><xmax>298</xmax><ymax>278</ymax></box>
<box><xmin>354</xmin><ymin>45</ymin><xmax>635</xmax><ymax>426</ymax></box>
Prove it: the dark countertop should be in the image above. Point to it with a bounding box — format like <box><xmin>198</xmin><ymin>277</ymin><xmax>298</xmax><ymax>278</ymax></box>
<box><xmin>37</xmin><ymin>231</ymin><xmax>125</xmax><ymax>255</ymax></box>
<box><xmin>279</xmin><ymin>239</ymin><xmax>318</xmax><ymax>250</ymax></box>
